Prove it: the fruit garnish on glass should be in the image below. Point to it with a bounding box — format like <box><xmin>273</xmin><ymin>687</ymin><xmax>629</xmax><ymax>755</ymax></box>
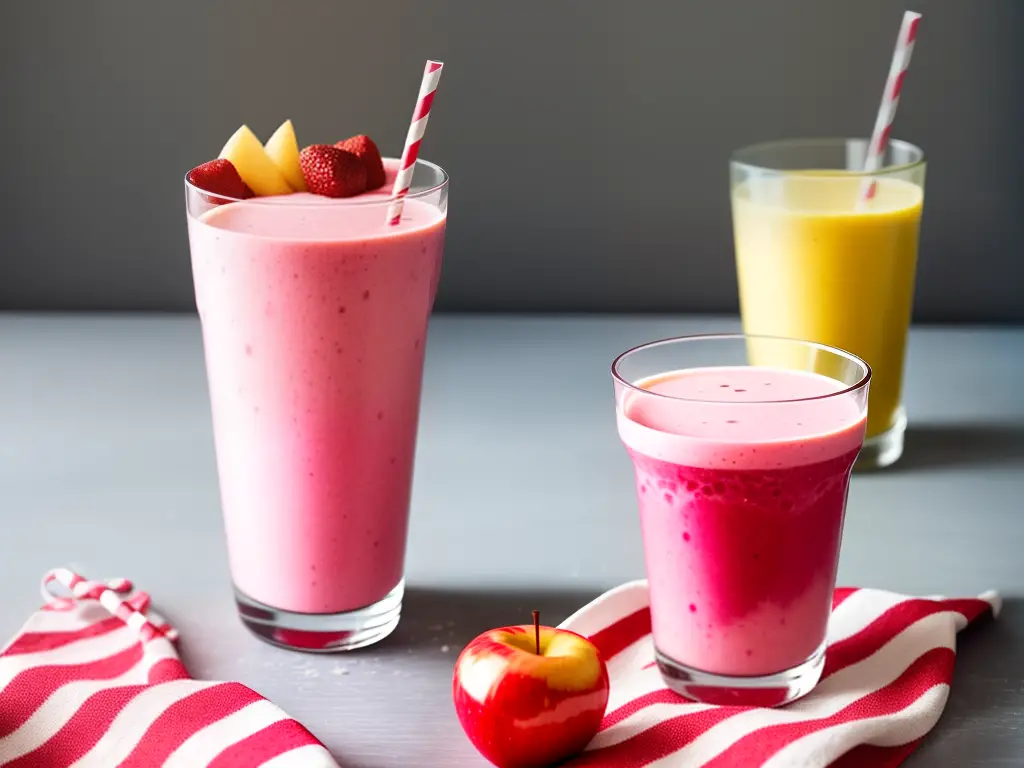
<box><xmin>186</xmin><ymin>120</ymin><xmax>389</xmax><ymax>202</ymax></box>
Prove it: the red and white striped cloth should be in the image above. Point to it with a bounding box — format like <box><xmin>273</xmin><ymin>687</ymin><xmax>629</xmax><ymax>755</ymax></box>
<box><xmin>0</xmin><ymin>568</ymin><xmax>338</xmax><ymax>767</ymax></box>
<box><xmin>559</xmin><ymin>580</ymin><xmax>999</xmax><ymax>768</ymax></box>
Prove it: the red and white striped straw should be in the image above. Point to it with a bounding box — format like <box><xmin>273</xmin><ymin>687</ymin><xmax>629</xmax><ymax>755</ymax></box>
<box><xmin>859</xmin><ymin>11</ymin><xmax>922</xmax><ymax>204</ymax></box>
<box><xmin>387</xmin><ymin>60</ymin><xmax>444</xmax><ymax>226</ymax></box>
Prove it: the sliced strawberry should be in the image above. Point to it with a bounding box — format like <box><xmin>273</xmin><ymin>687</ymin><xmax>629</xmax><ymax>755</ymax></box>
<box><xmin>299</xmin><ymin>144</ymin><xmax>367</xmax><ymax>198</ymax></box>
<box><xmin>187</xmin><ymin>159</ymin><xmax>251</xmax><ymax>203</ymax></box>
<box><xmin>335</xmin><ymin>134</ymin><xmax>386</xmax><ymax>190</ymax></box>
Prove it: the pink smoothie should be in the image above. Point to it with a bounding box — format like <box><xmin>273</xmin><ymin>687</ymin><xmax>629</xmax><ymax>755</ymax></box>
<box><xmin>187</xmin><ymin>166</ymin><xmax>445</xmax><ymax>614</ymax></box>
<box><xmin>617</xmin><ymin>366</ymin><xmax>866</xmax><ymax>676</ymax></box>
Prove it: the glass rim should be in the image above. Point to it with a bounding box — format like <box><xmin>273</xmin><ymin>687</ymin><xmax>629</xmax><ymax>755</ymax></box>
<box><xmin>611</xmin><ymin>333</ymin><xmax>872</xmax><ymax>405</ymax></box>
<box><xmin>731</xmin><ymin>137</ymin><xmax>925</xmax><ymax>176</ymax></box>
<box><xmin>183</xmin><ymin>157</ymin><xmax>448</xmax><ymax>207</ymax></box>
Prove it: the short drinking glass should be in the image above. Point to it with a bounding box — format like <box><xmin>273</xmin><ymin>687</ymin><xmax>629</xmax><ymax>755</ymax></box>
<box><xmin>613</xmin><ymin>334</ymin><xmax>870</xmax><ymax>705</ymax></box>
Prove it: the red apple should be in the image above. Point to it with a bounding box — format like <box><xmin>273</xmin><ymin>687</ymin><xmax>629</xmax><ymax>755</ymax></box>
<box><xmin>452</xmin><ymin>619</ymin><xmax>610</xmax><ymax>768</ymax></box>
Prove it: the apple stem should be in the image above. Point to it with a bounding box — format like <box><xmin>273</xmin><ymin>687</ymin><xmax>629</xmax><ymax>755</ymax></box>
<box><xmin>532</xmin><ymin>610</ymin><xmax>541</xmax><ymax>655</ymax></box>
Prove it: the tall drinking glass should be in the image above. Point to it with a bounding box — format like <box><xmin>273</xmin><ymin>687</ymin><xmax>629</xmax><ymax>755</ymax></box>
<box><xmin>185</xmin><ymin>159</ymin><xmax>448</xmax><ymax>651</ymax></box>
<box><xmin>613</xmin><ymin>335</ymin><xmax>869</xmax><ymax>705</ymax></box>
<box><xmin>731</xmin><ymin>138</ymin><xmax>924</xmax><ymax>469</ymax></box>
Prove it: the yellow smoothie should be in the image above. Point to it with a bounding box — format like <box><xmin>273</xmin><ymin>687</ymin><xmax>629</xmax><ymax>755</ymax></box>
<box><xmin>732</xmin><ymin>175</ymin><xmax>923</xmax><ymax>438</ymax></box>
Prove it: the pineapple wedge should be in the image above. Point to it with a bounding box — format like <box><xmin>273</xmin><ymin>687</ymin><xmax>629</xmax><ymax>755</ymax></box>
<box><xmin>264</xmin><ymin>119</ymin><xmax>307</xmax><ymax>192</ymax></box>
<box><xmin>219</xmin><ymin>125</ymin><xmax>293</xmax><ymax>196</ymax></box>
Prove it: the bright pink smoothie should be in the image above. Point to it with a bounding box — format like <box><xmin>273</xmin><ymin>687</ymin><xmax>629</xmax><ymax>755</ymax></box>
<box><xmin>187</xmin><ymin>166</ymin><xmax>445</xmax><ymax>614</ymax></box>
<box><xmin>617</xmin><ymin>366</ymin><xmax>866</xmax><ymax>676</ymax></box>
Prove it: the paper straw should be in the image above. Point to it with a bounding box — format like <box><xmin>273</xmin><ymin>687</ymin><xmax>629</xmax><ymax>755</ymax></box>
<box><xmin>387</xmin><ymin>60</ymin><xmax>444</xmax><ymax>226</ymax></box>
<box><xmin>859</xmin><ymin>11</ymin><xmax>922</xmax><ymax>205</ymax></box>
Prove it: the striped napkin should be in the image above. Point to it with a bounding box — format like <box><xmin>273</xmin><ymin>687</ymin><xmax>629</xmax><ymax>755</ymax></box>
<box><xmin>559</xmin><ymin>580</ymin><xmax>999</xmax><ymax>768</ymax></box>
<box><xmin>0</xmin><ymin>568</ymin><xmax>338</xmax><ymax>767</ymax></box>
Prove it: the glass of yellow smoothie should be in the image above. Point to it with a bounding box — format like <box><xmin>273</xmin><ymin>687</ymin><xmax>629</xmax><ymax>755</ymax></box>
<box><xmin>731</xmin><ymin>138</ymin><xmax>925</xmax><ymax>469</ymax></box>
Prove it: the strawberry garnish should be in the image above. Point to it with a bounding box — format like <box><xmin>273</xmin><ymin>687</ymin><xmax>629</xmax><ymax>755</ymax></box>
<box><xmin>335</xmin><ymin>134</ymin><xmax>386</xmax><ymax>190</ymax></box>
<box><xmin>299</xmin><ymin>144</ymin><xmax>368</xmax><ymax>198</ymax></box>
<box><xmin>187</xmin><ymin>159</ymin><xmax>251</xmax><ymax>202</ymax></box>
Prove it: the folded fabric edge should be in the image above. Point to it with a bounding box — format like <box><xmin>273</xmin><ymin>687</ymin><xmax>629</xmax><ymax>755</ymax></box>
<box><xmin>978</xmin><ymin>589</ymin><xmax>1002</xmax><ymax>618</ymax></box>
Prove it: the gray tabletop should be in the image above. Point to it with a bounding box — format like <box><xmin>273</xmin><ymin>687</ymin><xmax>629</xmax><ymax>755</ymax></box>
<box><xmin>1</xmin><ymin>314</ymin><xmax>1022</xmax><ymax>767</ymax></box>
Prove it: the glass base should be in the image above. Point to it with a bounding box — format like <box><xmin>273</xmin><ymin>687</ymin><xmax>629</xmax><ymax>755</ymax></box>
<box><xmin>855</xmin><ymin>406</ymin><xmax>907</xmax><ymax>471</ymax></box>
<box><xmin>234</xmin><ymin>580</ymin><xmax>403</xmax><ymax>653</ymax></box>
<box><xmin>655</xmin><ymin>641</ymin><xmax>825</xmax><ymax>707</ymax></box>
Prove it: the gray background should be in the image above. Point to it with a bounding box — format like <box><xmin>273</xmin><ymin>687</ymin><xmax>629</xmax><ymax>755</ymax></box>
<box><xmin>0</xmin><ymin>0</ymin><xmax>1021</xmax><ymax>321</ymax></box>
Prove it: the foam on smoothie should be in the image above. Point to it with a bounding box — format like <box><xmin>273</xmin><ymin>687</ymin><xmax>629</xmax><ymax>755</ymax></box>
<box><xmin>199</xmin><ymin>167</ymin><xmax>444</xmax><ymax>242</ymax></box>
<box><xmin>617</xmin><ymin>366</ymin><xmax>866</xmax><ymax>470</ymax></box>
<box><xmin>733</xmin><ymin>174</ymin><xmax>923</xmax><ymax>215</ymax></box>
